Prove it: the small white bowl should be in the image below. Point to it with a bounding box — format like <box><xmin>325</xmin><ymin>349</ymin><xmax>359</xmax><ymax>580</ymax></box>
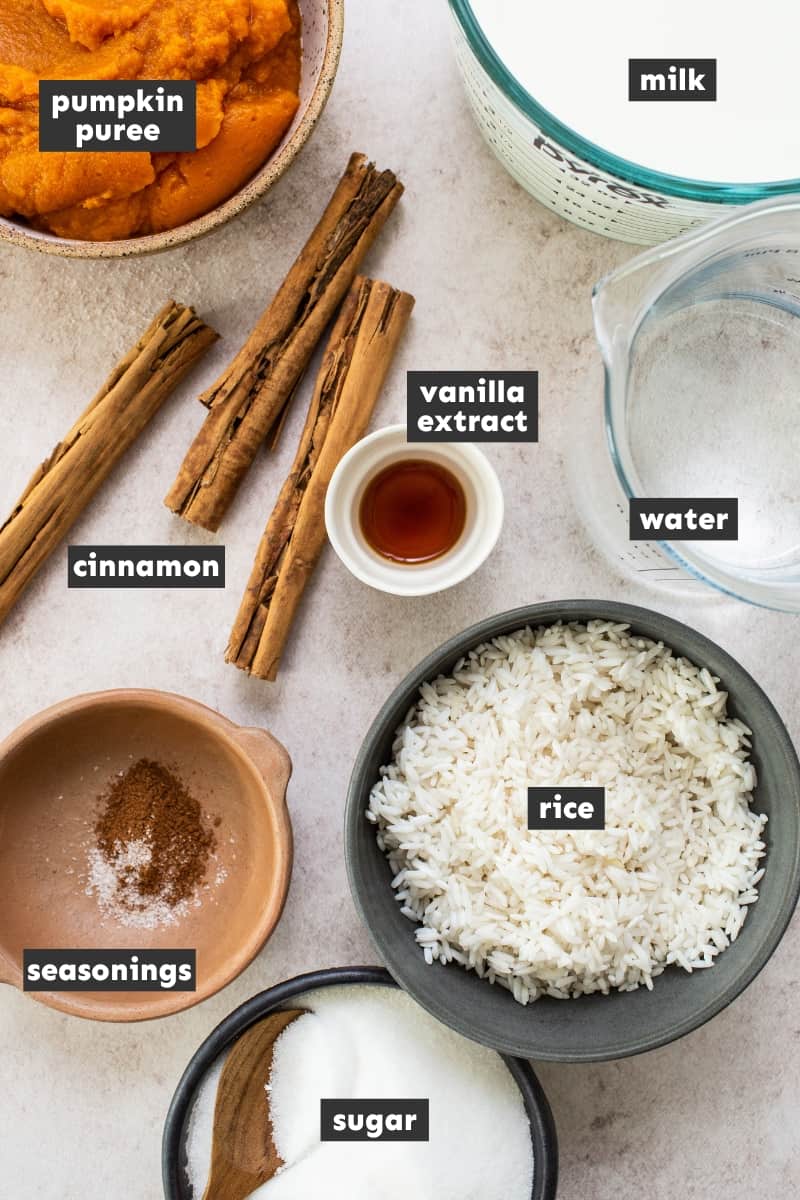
<box><xmin>325</xmin><ymin>425</ymin><xmax>504</xmax><ymax>596</ymax></box>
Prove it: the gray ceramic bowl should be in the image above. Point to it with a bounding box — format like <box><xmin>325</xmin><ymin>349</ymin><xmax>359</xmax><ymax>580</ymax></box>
<box><xmin>345</xmin><ymin>600</ymin><xmax>800</xmax><ymax>1062</ymax></box>
<box><xmin>162</xmin><ymin>967</ymin><xmax>558</xmax><ymax>1200</ymax></box>
<box><xmin>0</xmin><ymin>0</ymin><xmax>343</xmax><ymax>258</ymax></box>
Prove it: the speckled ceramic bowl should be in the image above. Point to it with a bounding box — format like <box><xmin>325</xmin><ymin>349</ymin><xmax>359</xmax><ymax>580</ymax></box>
<box><xmin>0</xmin><ymin>0</ymin><xmax>343</xmax><ymax>259</ymax></box>
<box><xmin>346</xmin><ymin>600</ymin><xmax>800</xmax><ymax>1062</ymax></box>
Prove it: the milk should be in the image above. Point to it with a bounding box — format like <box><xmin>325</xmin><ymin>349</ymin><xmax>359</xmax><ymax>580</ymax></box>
<box><xmin>469</xmin><ymin>0</ymin><xmax>800</xmax><ymax>183</ymax></box>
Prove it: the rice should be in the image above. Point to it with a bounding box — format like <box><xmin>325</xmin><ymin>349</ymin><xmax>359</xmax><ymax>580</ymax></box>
<box><xmin>367</xmin><ymin>621</ymin><xmax>767</xmax><ymax>1003</ymax></box>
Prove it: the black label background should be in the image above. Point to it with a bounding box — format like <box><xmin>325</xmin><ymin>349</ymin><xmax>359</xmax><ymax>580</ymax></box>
<box><xmin>68</xmin><ymin>546</ymin><xmax>225</xmax><ymax>588</ymax></box>
<box><xmin>320</xmin><ymin>1100</ymin><xmax>430</xmax><ymax>1142</ymax></box>
<box><xmin>629</xmin><ymin>59</ymin><xmax>717</xmax><ymax>101</ymax></box>
<box><xmin>528</xmin><ymin>788</ymin><xmax>606</xmax><ymax>831</ymax></box>
<box><xmin>407</xmin><ymin>371</ymin><xmax>538</xmax><ymax>443</ymax></box>
<box><xmin>629</xmin><ymin>499</ymin><xmax>738</xmax><ymax>541</ymax></box>
<box><xmin>23</xmin><ymin>949</ymin><xmax>196</xmax><ymax>992</ymax></box>
<box><xmin>39</xmin><ymin>80</ymin><xmax>196</xmax><ymax>151</ymax></box>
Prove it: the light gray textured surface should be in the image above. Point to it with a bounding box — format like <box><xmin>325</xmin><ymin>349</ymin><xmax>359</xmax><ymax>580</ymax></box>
<box><xmin>0</xmin><ymin>3</ymin><xmax>797</xmax><ymax>1198</ymax></box>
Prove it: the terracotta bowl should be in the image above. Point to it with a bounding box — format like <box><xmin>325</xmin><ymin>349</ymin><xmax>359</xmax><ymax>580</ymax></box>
<box><xmin>0</xmin><ymin>690</ymin><xmax>293</xmax><ymax>1021</ymax></box>
<box><xmin>0</xmin><ymin>0</ymin><xmax>344</xmax><ymax>259</ymax></box>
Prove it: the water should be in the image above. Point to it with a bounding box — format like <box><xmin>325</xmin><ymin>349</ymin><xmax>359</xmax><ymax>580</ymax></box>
<box><xmin>627</xmin><ymin>297</ymin><xmax>800</xmax><ymax>575</ymax></box>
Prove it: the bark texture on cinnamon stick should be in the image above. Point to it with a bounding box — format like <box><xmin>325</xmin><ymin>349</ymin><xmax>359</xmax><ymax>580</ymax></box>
<box><xmin>165</xmin><ymin>152</ymin><xmax>404</xmax><ymax>532</ymax></box>
<box><xmin>0</xmin><ymin>301</ymin><xmax>217</xmax><ymax>627</ymax></box>
<box><xmin>227</xmin><ymin>276</ymin><xmax>415</xmax><ymax>681</ymax></box>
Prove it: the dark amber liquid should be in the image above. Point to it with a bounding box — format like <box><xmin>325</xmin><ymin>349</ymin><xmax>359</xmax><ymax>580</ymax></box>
<box><xmin>359</xmin><ymin>459</ymin><xmax>467</xmax><ymax>564</ymax></box>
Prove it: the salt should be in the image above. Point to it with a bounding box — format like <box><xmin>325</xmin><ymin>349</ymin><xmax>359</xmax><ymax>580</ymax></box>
<box><xmin>185</xmin><ymin>986</ymin><xmax>533</xmax><ymax>1199</ymax></box>
<box><xmin>85</xmin><ymin>840</ymin><xmax>189</xmax><ymax>930</ymax></box>
<box><xmin>470</xmin><ymin>0</ymin><xmax>800</xmax><ymax>184</ymax></box>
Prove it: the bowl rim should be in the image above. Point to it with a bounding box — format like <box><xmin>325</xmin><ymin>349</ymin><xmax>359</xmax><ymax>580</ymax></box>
<box><xmin>0</xmin><ymin>0</ymin><xmax>345</xmax><ymax>258</ymax></box>
<box><xmin>161</xmin><ymin>964</ymin><xmax>559</xmax><ymax>1200</ymax></box>
<box><xmin>345</xmin><ymin>599</ymin><xmax>800</xmax><ymax>1062</ymax></box>
<box><xmin>0</xmin><ymin>687</ymin><xmax>293</xmax><ymax>1021</ymax></box>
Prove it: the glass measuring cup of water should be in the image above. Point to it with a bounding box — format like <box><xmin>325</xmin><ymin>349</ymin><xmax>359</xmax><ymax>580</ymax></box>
<box><xmin>580</xmin><ymin>196</ymin><xmax>800</xmax><ymax>612</ymax></box>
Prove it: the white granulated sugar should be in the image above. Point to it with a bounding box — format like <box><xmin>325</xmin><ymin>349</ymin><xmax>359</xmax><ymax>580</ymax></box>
<box><xmin>184</xmin><ymin>1054</ymin><xmax>225</xmax><ymax>1196</ymax></box>
<box><xmin>470</xmin><ymin>0</ymin><xmax>800</xmax><ymax>182</ymax></box>
<box><xmin>368</xmin><ymin>621</ymin><xmax>766</xmax><ymax>1004</ymax></box>
<box><xmin>185</xmin><ymin>986</ymin><xmax>533</xmax><ymax>1200</ymax></box>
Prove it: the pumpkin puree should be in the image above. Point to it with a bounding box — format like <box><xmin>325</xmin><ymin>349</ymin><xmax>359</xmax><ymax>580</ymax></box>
<box><xmin>0</xmin><ymin>0</ymin><xmax>301</xmax><ymax>239</ymax></box>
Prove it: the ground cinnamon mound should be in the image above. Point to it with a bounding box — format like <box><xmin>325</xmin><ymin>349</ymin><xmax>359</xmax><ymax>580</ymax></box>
<box><xmin>95</xmin><ymin>759</ymin><xmax>215</xmax><ymax>908</ymax></box>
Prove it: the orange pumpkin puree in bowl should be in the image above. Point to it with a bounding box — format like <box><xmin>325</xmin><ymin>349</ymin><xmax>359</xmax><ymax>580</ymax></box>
<box><xmin>0</xmin><ymin>0</ymin><xmax>301</xmax><ymax>240</ymax></box>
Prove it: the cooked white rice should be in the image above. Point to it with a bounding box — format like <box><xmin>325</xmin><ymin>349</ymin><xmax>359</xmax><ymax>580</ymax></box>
<box><xmin>367</xmin><ymin>621</ymin><xmax>767</xmax><ymax>1003</ymax></box>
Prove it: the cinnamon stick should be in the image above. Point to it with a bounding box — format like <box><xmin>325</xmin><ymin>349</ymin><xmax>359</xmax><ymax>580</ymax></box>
<box><xmin>226</xmin><ymin>276</ymin><xmax>415</xmax><ymax>681</ymax></box>
<box><xmin>0</xmin><ymin>301</ymin><xmax>217</xmax><ymax>627</ymax></box>
<box><xmin>165</xmin><ymin>153</ymin><xmax>404</xmax><ymax>532</ymax></box>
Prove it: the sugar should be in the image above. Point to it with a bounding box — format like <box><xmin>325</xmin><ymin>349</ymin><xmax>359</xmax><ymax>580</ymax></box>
<box><xmin>470</xmin><ymin>0</ymin><xmax>800</xmax><ymax>184</ymax></box>
<box><xmin>184</xmin><ymin>1055</ymin><xmax>225</xmax><ymax>1193</ymax></box>
<box><xmin>185</xmin><ymin>985</ymin><xmax>533</xmax><ymax>1199</ymax></box>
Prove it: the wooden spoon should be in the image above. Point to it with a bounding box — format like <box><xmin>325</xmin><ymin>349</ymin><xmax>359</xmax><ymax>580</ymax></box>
<box><xmin>203</xmin><ymin>1009</ymin><xmax>307</xmax><ymax>1200</ymax></box>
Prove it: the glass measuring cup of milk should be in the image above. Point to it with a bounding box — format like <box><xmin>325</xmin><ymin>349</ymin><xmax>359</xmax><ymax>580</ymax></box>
<box><xmin>450</xmin><ymin>0</ymin><xmax>800</xmax><ymax>244</ymax></box>
<box><xmin>575</xmin><ymin>196</ymin><xmax>800</xmax><ymax>612</ymax></box>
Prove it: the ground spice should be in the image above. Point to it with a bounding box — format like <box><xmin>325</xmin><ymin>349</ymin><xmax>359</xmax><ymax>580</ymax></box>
<box><xmin>94</xmin><ymin>759</ymin><xmax>216</xmax><ymax>910</ymax></box>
